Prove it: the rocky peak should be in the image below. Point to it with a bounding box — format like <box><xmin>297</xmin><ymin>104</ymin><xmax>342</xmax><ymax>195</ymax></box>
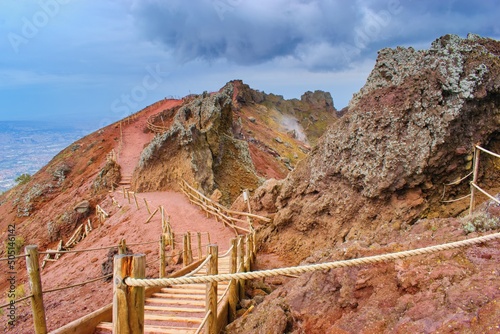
<box><xmin>300</xmin><ymin>90</ymin><xmax>336</xmax><ymax>113</ymax></box>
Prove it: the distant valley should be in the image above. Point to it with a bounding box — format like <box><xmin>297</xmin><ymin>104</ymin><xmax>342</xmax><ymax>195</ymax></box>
<box><xmin>0</xmin><ymin>121</ymin><xmax>90</xmax><ymax>192</ymax></box>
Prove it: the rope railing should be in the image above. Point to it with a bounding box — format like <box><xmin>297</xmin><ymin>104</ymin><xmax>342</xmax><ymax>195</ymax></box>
<box><xmin>125</xmin><ymin>231</ymin><xmax>500</xmax><ymax>287</ymax></box>
<box><xmin>165</xmin><ymin>249</ymin><xmax>185</xmax><ymax>258</ymax></box>
<box><xmin>476</xmin><ymin>145</ymin><xmax>500</xmax><ymax>159</ymax></box>
<box><xmin>0</xmin><ymin>294</ymin><xmax>34</xmax><ymax>309</ymax></box>
<box><xmin>38</xmin><ymin>239</ymin><xmax>158</xmax><ymax>256</ymax></box>
<box><xmin>469</xmin><ymin>145</ymin><xmax>500</xmax><ymax>213</ymax></box>
<box><xmin>185</xmin><ymin>255</ymin><xmax>211</xmax><ymax>277</ymax></box>
<box><xmin>127</xmin><ymin>240</ymin><xmax>159</xmax><ymax>247</ymax></box>
<box><xmin>441</xmin><ymin>193</ymin><xmax>471</xmax><ymax>203</ymax></box>
<box><xmin>217</xmin><ymin>280</ymin><xmax>233</xmax><ymax>304</ymax></box>
<box><xmin>42</xmin><ymin>273</ymin><xmax>113</xmax><ymax>295</ymax></box>
<box><xmin>146</xmin><ymin>258</ymin><xmax>159</xmax><ymax>267</ymax></box>
<box><xmin>446</xmin><ymin>171</ymin><xmax>474</xmax><ymax>186</ymax></box>
<box><xmin>194</xmin><ymin>310</ymin><xmax>212</xmax><ymax>334</ymax></box>
<box><xmin>0</xmin><ymin>253</ymin><xmax>28</xmax><ymax>261</ymax></box>
<box><xmin>179</xmin><ymin>179</ymin><xmax>265</xmax><ymax>235</ymax></box>
<box><xmin>441</xmin><ymin>171</ymin><xmax>473</xmax><ymax>202</ymax></box>
<box><xmin>218</xmin><ymin>245</ymin><xmax>234</xmax><ymax>258</ymax></box>
<box><xmin>471</xmin><ymin>182</ymin><xmax>500</xmax><ymax>205</ymax></box>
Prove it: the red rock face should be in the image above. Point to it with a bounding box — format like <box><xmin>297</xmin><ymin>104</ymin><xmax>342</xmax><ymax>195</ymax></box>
<box><xmin>229</xmin><ymin>34</ymin><xmax>500</xmax><ymax>333</ymax></box>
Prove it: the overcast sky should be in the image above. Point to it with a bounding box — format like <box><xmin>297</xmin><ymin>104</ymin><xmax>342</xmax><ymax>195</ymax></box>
<box><xmin>0</xmin><ymin>0</ymin><xmax>498</xmax><ymax>129</ymax></box>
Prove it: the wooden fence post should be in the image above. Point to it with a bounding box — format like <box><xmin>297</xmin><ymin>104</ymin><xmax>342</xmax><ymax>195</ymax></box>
<box><xmin>118</xmin><ymin>239</ymin><xmax>127</xmax><ymax>255</ymax></box>
<box><xmin>187</xmin><ymin>232</ymin><xmax>193</xmax><ymax>264</ymax></box>
<box><xmin>25</xmin><ymin>245</ymin><xmax>47</xmax><ymax>334</ymax></box>
<box><xmin>252</xmin><ymin>230</ymin><xmax>257</xmax><ymax>259</ymax></box>
<box><xmin>470</xmin><ymin>146</ymin><xmax>481</xmax><ymax>214</ymax></box>
<box><xmin>133</xmin><ymin>192</ymin><xmax>139</xmax><ymax>210</ymax></box>
<box><xmin>143</xmin><ymin>198</ymin><xmax>151</xmax><ymax>214</ymax></box>
<box><xmin>245</xmin><ymin>234</ymin><xmax>252</xmax><ymax>271</ymax></box>
<box><xmin>197</xmin><ymin>232</ymin><xmax>203</xmax><ymax>259</ymax></box>
<box><xmin>183</xmin><ymin>234</ymin><xmax>189</xmax><ymax>267</ymax></box>
<box><xmin>160</xmin><ymin>234</ymin><xmax>166</xmax><ymax>278</ymax></box>
<box><xmin>243</xmin><ymin>189</ymin><xmax>253</xmax><ymax>228</ymax></box>
<box><xmin>237</xmin><ymin>236</ymin><xmax>245</xmax><ymax>300</ymax></box>
<box><xmin>248</xmin><ymin>234</ymin><xmax>255</xmax><ymax>264</ymax></box>
<box><xmin>145</xmin><ymin>207</ymin><xmax>159</xmax><ymax>224</ymax></box>
<box><xmin>206</xmin><ymin>245</ymin><xmax>218</xmax><ymax>334</ymax></box>
<box><xmin>229</xmin><ymin>238</ymin><xmax>238</xmax><ymax>322</ymax></box>
<box><xmin>113</xmin><ymin>254</ymin><xmax>145</xmax><ymax>334</ymax></box>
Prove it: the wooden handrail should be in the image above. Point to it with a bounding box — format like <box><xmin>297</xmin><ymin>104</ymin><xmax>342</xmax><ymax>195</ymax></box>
<box><xmin>179</xmin><ymin>179</ymin><xmax>270</xmax><ymax>236</ymax></box>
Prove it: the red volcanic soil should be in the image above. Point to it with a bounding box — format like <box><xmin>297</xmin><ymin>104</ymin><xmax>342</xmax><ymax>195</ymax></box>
<box><xmin>0</xmin><ymin>100</ymin><xmax>240</xmax><ymax>333</ymax></box>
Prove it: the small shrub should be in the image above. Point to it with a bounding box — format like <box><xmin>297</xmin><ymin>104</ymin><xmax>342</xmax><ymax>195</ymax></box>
<box><xmin>47</xmin><ymin>221</ymin><xmax>62</xmax><ymax>242</ymax></box>
<box><xmin>53</xmin><ymin>163</ymin><xmax>72</xmax><ymax>186</ymax></box>
<box><xmin>15</xmin><ymin>173</ymin><xmax>31</xmax><ymax>185</ymax></box>
<box><xmin>4</xmin><ymin>236</ymin><xmax>24</xmax><ymax>256</ymax></box>
<box><xmin>461</xmin><ymin>211</ymin><xmax>500</xmax><ymax>234</ymax></box>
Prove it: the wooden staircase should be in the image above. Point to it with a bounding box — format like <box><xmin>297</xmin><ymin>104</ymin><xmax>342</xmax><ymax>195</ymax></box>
<box><xmin>95</xmin><ymin>254</ymin><xmax>231</xmax><ymax>333</ymax></box>
<box><xmin>118</xmin><ymin>174</ymin><xmax>132</xmax><ymax>189</ymax></box>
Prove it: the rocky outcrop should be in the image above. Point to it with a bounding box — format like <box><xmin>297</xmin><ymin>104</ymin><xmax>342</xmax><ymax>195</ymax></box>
<box><xmin>232</xmin><ymin>80</ymin><xmax>339</xmax><ymax>146</ymax></box>
<box><xmin>251</xmin><ymin>34</ymin><xmax>500</xmax><ymax>258</ymax></box>
<box><xmin>230</xmin><ymin>34</ymin><xmax>500</xmax><ymax>333</ymax></box>
<box><xmin>133</xmin><ymin>80</ymin><xmax>339</xmax><ymax>203</ymax></box>
<box><xmin>92</xmin><ymin>160</ymin><xmax>121</xmax><ymax>193</ymax></box>
<box><xmin>133</xmin><ymin>84</ymin><xmax>261</xmax><ymax>203</ymax></box>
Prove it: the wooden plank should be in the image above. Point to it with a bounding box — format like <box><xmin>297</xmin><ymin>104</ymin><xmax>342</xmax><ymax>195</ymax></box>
<box><xmin>144</xmin><ymin>305</ymin><xmax>205</xmax><ymax>313</ymax></box>
<box><xmin>152</xmin><ymin>293</ymin><xmax>205</xmax><ymax>300</ymax></box>
<box><xmin>161</xmin><ymin>288</ymin><xmax>206</xmax><ymax>294</ymax></box>
<box><xmin>144</xmin><ymin>327</ymin><xmax>197</xmax><ymax>334</ymax></box>
<box><xmin>145</xmin><ymin>298</ymin><xmax>205</xmax><ymax>306</ymax></box>
<box><xmin>144</xmin><ymin>314</ymin><xmax>203</xmax><ymax>323</ymax></box>
<box><xmin>145</xmin><ymin>207</ymin><xmax>159</xmax><ymax>224</ymax></box>
<box><xmin>50</xmin><ymin>304</ymin><xmax>112</xmax><ymax>334</ymax></box>
<box><xmin>96</xmin><ymin>322</ymin><xmax>197</xmax><ymax>334</ymax></box>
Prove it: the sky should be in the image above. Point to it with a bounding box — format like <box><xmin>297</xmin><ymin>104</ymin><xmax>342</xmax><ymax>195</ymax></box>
<box><xmin>0</xmin><ymin>0</ymin><xmax>499</xmax><ymax>130</ymax></box>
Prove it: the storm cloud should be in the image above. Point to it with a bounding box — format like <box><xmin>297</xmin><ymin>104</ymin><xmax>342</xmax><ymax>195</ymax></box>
<box><xmin>129</xmin><ymin>0</ymin><xmax>500</xmax><ymax>71</ymax></box>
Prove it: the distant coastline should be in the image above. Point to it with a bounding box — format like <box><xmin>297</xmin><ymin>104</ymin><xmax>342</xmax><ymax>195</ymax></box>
<box><xmin>0</xmin><ymin>121</ymin><xmax>90</xmax><ymax>192</ymax></box>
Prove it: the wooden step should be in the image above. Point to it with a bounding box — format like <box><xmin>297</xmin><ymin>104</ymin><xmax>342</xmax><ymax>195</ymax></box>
<box><xmin>152</xmin><ymin>293</ymin><xmax>205</xmax><ymax>300</ymax></box>
<box><xmin>95</xmin><ymin>322</ymin><xmax>198</xmax><ymax>334</ymax></box>
<box><xmin>144</xmin><ymin>314</ymin><xmax>203</xmax><ymax>323</ymax></box>
<box><xmin>160</xmin><ymin>288</ymin><xmax>207</xmax><ymax>294</ymax></box>
<box><xmin>146</xmin><ymin>298</ymin><xmax>205</xmax><ymax>306</ymax></box>
<box><xmin>144</xmin><ymin>305</ymin><xmax>205</xmax><ymax>313</ymax></box>
<box><xmin>161</xmin><ymin>285</ymin><xmax>225</xmax><ymax>296</ymax></box>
